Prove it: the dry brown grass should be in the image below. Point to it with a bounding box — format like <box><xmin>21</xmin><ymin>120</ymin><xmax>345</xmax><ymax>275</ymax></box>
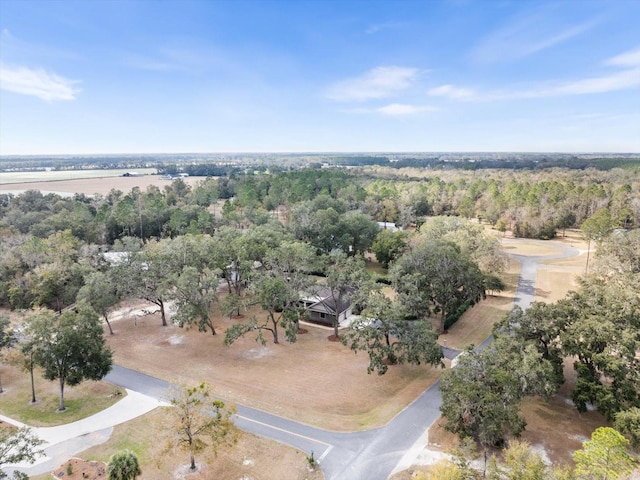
<box><xmin>30</xmin><ymin>408</ymin><xmax>323</xmax><ymax>480</ymax></box>
<box><xmin>535</xmin><ymin>268</ymin><xmax>582</xmax><ymax>303</ymax></box>
<box><xmin>106</xmin><ymin>299</ymin><xmax>442</xmax><ymax>431</ymax></box>
<box><xmin>541</xmin><ymin>252</ymin><xmax>590</xmax><ymax>268</ymax></box>
<box><xmin>535</xmin><ymin>232</ymin><xmax>588</xmax><ymax>303</ymax></box>
<box><xmin>500</xmin><ymin>241</ymin><xmax>563</xmax><ymax>257</ymax></box>
<box><xmin>550</xmin><ymin>229</ymin><xmax>590</xmax><ymax>251</ymax></box>
<box><xmin>437</xmin><ymin>257</ymin><xmax>519</xmax><ymax>350</ymax></box>
<box><xmin>5</xmin><ymin>227</ymin><xmax>599</xmax><ymax>479</ymax></box>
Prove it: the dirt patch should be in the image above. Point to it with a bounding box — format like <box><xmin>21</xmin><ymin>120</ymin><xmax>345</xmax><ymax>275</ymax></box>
<box><xmin>52</xmin><ymin>458</ymin><xmax>106</xmax><ymax>480</ymax></box>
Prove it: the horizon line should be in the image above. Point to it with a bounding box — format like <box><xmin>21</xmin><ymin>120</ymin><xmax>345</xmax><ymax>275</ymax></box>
<box><xmin>2</xmin><ymin>151</ymin><xmax>639</xmax><ymax>158</ymax></box>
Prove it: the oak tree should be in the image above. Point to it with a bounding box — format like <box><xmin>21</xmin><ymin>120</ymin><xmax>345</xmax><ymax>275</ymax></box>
<box><xmin>26</xmin><ymin>306</ymin><xmax>113</xmax><ymax>411</ymax></box>
<box><xmin>392</xmin><ymin>240</ymin><xmax>485</xmax><ymax>333</ymax></box>
<box><xmin>440</xmin><ymin>339</ymin><xmax>557</xmax><ymax>447</ymax></box>
<box><xmin>0</xmin><ymin>316</ymin><xmax>17</xmax><ymax>393</ymax></box>
<box><xmin>0</xmin><ymin>427</ymin><xmax>44</xmax><ymax>480</ymax></box>
<box><xmin>343</xmin><ymin>291</ymin><xmax>443</xmax><ymax>375</ymax></box>
<box><xmin>77</xmin><ymin>271</ymin><xmax>120</xmax><ymax>335</ymax></box>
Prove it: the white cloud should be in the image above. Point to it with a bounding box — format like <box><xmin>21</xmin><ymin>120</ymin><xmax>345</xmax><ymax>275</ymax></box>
<box><xmin>339</xmin><ymin>103</ymin><xmax>435</xmax><ymax>115</ymax></box>
<box><xmin>472</xmin><ymin>10</ymin><xmax>596</xmax><ymax>64</ymax></box>
<box><xmin>428</xmin><ymin>84</ymin><xmax>475</xmax><ymax>99</ymax></box>
<box><xmin>533</xmin><ymin>68</ymin><xmax>640</xmax><ymax>97</ymax></box>
<box><xmin>0</xmin><ymin>63</ymin><xmax>80</xmax><ymax>101</ymax></box>
<box><xmin>605</xmin><ymin>46</ymin><xmax>640</xmax><ymax>67</ymax></box>
<box><xmin>326</xmin><ymin>66</ymin><xmax>419</xmax><ymax>102</ymax></box>
<box><xmin>433</xmin><ymin>47</ymin><xmax>640</xmax><ymax>102</ymax></box>
<box><xmin>376</xmin><ymin>103</ymin><xmax>435</xmax><ymax>115</ymax></box>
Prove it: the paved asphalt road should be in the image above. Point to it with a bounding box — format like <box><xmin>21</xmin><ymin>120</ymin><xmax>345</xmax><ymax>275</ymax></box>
<box><xmin>4</xmin><ymin>238</ymin><xmax>580</xmax><ymax>480</ymax></box>
<box><xmin>105</xmin><ymin>364</ymin><xmax>443</xmax><ymax>480</ymax></box>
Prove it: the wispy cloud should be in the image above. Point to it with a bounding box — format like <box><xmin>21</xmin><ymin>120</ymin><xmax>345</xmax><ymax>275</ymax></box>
<box><xmin>0</xmin><ymin>63</ymin><xmax>80</xmax><ymax>101</ymax></box>
<box><xmin>428</xmin><ymin>84</ymin><xmax>475</xmax><ymax>99</ymax></box>
<box><xmin>124</xmin><ymin>46</ymin><xmax>225</xmax><ymax>75</ymax></box>
<box><xmin>125</xmin><ymin>49</ymin><xmax>198</xmax><ymax>72</ymax></box>
<box><xmin>533</xmin><ymin>68</ymin><xmax>639</xmax><ymax>97</ymax></box>
<box><xmin>340</xmin><ymin>103</ymin><xmax>436</xmax><ymax>116</ymax></box>
<box><xmin>1</xmin><ymin>29</ymin><xmax>81</xmax><ymax>62</ymax></box>
<box><xmin>472</xmin><ymin>10</ymin><xmax>596</xmax><ymax>63</ymax></box>
<box><xmin>365</xmin><ymin>22</ymin><xmax>405</xmax><ymax>35</ymax></box>
<box><xmin>606</xmin><ymin>46</ymin><xmax>640</xmax><ymax>67</ymax></box>
<box><xmin>326</xmin><ymin>66</ymin><xmax>419</xmax><ymax>102</ymax></box>
<box><xmin>431</xmin><ymin>46</ymin><xmax>640</xmax><ymax>102</ymax></box>
<box><xmin>377</xmin><ymin>103</ymin><xmax>436</xmax><ymax>115</ymax></box>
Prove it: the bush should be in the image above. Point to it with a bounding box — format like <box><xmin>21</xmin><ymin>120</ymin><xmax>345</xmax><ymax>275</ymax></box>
<box><xmin>444</xmin><ymin>300</ymin><xmax>473</xmax><ymax>330</ymax></box>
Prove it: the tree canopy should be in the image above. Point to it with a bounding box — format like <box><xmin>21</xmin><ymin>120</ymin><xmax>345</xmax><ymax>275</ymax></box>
<box><xmin>0</xmin><ymin>427</ymin><xmax>44</xmax><ymax>480</ymax></box>
<box><xmin>343</xmin><ymin>291</ymin><xmax>443</xmax><ymax>375</ymax></box>
<box><xmin>391</xmin><ymin>239</ymin><xmax>485</xmax><ymax>333</ymax></box>
<box><xmin>439</xmin><ymin>339</ymin><xmax>557</xmax><ymax>447</ymax></box>
<box><xmin>26</xmin><ymin>306</ymin><xmax>113</xmax><ymax>411</ymax></box>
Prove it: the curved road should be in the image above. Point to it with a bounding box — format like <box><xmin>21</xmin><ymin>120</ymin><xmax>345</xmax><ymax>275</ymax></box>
<box><xmin>4</xmin><ymin>239</ymin><xmax>580</xmax><ymax>480</ymax></box>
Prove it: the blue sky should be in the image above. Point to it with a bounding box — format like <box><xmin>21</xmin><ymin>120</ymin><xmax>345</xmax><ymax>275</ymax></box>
<box><xmin>1</xmin><ymin>0</ymin><xmax>639</xmax><ymax>155</ymax></box>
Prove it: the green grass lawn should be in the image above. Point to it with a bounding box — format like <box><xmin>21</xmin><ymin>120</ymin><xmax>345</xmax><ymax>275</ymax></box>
<box><xmin>0</xmin><ymin>365</ymin><xmax>123</xmax><ymax>427</ymax></box>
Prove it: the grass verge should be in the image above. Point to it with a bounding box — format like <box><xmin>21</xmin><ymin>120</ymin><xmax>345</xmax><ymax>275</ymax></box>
<box><xmin>0</xmin><ymin>364</ymin><xmax>123</xmax><ymax>426</ymax></box>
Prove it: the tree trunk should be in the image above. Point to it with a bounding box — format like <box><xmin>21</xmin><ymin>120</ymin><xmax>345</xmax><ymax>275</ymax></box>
<box><xmin>206</xmin><ymin>316</ymin><xmax>216</xmax><ymax>335</ymax></box>
<box><xmin>159</xmin><ymin>299</ymin><xmax>167</xmax><ymax>327</ymax></box>
<box><xmin>29</xmin><ymin>359</ymin><xmax>36</xmax><ymax>403</ymax></box>
<box><xmin>104</xmin><ymin>314</ymin><xmax>114</xmax><ymax>335</ymax></box>
<box><xmin>189</xmin><ymin>453</ymin><xmax>196</xmax><ymax>471</ymax></box>
<box><xmin>333</xmin><ymin>318</ymin><xmax>339</xmax><ymax>339</ymax></box>
<box><xmin>58</xmin><ymin>378</ymin><xmax>66</xmax><ymax>411</ymax></box>
<box><xmin>271</xmin><ymin>315</ymin><xmax>279</xmax><ymax>344</ymax></box>
<box><xmin>439</xmin><ymin>312</ymin><xmax>447</xmax><ymax>334</ymax></box>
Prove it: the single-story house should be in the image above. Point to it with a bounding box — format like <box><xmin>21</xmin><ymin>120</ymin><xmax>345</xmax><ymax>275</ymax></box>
<box><xmin>300</xmin><ymin>287</ymin><xmax>352</xmax><ymax>326</ymax></box>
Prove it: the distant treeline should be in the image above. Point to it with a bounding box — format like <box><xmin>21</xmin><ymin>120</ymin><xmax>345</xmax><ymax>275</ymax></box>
<box><xmin>327</xmin><ymin>156</ymin><xmax>640</xmax><ymax>171</ymax></box>
<box><xmin>2</xmin><ymin>153</ymin><xmax>639</xmax><ymax>174</ymax></box>
<box><xmin>157</xmin><ymin>164</ymin><xmax>244</xmax><ymax>177</ymax></box>
<box><xmin>397</xmin><ymin>156</ymin><xmax>640</xmax><ymax>171</ymax></box>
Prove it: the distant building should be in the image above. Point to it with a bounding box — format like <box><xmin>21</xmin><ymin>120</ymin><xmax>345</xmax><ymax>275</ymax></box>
<box><xmin>377</xmin><ymin>221</ymin><xmax>400</xmax><ymax>232</ymax></box>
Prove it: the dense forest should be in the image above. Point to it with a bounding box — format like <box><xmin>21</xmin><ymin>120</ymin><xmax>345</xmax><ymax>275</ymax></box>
<box><xmin>0</xmin><ymin>165</ymin><xmax>638</xmax><ymax>313</ymax></box>
<box><xmin>1</xmin><ymin>164</ymin><xmax>639</xmax><ymax>467</ymax></box>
